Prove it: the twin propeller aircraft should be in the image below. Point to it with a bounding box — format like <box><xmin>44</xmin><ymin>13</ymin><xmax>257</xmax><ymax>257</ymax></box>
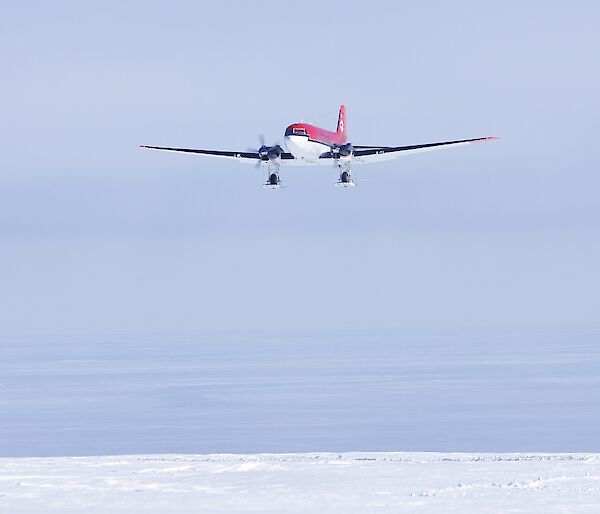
<box><xmin>141</xmin><ymin>105</ymin><xmax>496</xmax><ymax>188</ymax></box>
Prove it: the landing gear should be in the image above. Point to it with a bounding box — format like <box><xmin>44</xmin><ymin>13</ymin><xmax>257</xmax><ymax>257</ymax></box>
<box><xmin>335</xmin><ymin>166</ymin><xmax>355</xmax><ymax>187</ymax></box>
<box><xmin>263</xmin><ymin>167</ymin><xmax>281</xmax><ymax>189</ymax></box>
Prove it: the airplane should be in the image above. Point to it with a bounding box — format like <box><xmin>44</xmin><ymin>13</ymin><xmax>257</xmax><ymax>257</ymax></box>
<box><xmin>141</xmin><ymin>105</ymin><xmax>497</xmax><ymax>188</ymax></box>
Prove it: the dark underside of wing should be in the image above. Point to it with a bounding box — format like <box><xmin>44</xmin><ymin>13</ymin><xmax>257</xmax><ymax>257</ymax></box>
<box><xmin>354</xmin><ymin>136</ymin><xmax>494</xmax><ymax>156</ymax></box>
<box><xmin>319</xmin><ymin>137</ymin><xmax>495</xmax><ymax>159</ymax></box>
<box><xmin>140</xmin><ymin>145</ymin><xmax>298</xmax><ymax>161</ymax></box>
<box><xmin>141</xmin><ymin>135</ymin><xmax>496</xmax><ymax>167</ymax></box>
<box><xmin>140</xmin><ymin>145</ymin><xmax>259</xmax><ymax>159</ymax></box>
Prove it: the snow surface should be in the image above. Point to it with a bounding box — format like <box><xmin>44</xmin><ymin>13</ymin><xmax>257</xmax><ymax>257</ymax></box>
<box><xmin>1</xmin><ymin>452</ymin><xmax>599</xmax><ymax>513</ymax></box>
<box><xmin>2</xmin><ymin>330</ymin><xmax>600</xmax><ymax>456</ymax></box>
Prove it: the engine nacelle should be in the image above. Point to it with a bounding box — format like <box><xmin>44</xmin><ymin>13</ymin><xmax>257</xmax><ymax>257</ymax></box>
<box><xmin>338</xmin><ymin>143</ymin><xmax>354</xmax><ymax>158</ymax></box>
<box><xmin>258</xmin><ymin>144</ymin><xmax>283</xmax><ymax>161</ymax></box>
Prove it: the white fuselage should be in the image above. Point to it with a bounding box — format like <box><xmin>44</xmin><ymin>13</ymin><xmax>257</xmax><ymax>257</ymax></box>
<box><xmin>284</xmin><ymin>135</ymin><xmax>330</xmax><ymax>163</ymax></box>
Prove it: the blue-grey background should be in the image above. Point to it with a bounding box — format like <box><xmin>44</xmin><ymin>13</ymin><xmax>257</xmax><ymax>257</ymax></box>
<box><xmin>2</xmin><ymin>329</ymin><xmax>600</xmax><ymax>457</ymax></box>
<box><xmin>0</xmin><ymin>1</ymin><xmax>599</xmax><ymax>456</ymax></box>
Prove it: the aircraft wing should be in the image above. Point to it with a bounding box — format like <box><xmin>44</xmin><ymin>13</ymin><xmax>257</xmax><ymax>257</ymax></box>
<box><xmin>141</xmin><ymin>136</ymin><xmax>497</xmax><ymax>167</ymax></box>
<box><xmin>140</xmin><ymin>145</ymin><xmax>298</xmax><ymax>163</ymax></box>
<box><xmin>318</xmin><ymin>136</ymin><xmax>498</xmax><ymax>164</ymax></box>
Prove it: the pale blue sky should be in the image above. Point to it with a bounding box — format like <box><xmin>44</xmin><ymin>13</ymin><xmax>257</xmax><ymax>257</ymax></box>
<box><xmin>1</xmin><ymin>1</ymin><xmax>599</xmax><ymax>337</ymax></box>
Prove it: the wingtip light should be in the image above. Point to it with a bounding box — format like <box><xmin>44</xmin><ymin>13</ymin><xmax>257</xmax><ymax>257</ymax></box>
<box><xmin>471</xmin><ymin>136</ymin><xmax>500</xmax><ymax>144</ymax></box>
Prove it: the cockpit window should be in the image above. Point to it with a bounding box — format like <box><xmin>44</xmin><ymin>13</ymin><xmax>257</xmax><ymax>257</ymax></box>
<box><xmin>293</xmin><ymin>128</ymin><xmax>307</xmax><ymax>135</ymax></box>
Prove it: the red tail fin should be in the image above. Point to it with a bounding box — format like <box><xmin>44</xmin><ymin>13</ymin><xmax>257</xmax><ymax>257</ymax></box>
<box><xmin>336</xmin><ymin>105</ymin><xmax>347</xmax><ymax>140</ymax></box>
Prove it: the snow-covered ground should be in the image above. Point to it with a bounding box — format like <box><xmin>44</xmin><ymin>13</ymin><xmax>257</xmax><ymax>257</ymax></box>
<box><xmin>1</xmin><ymin>452</ymin><xmax>599</xmax><ymax>513</ymax></box>
<box><xmin>2</xmin><ymin>331</ymin><xmax>599</xmax><ymax>511</ymax></box>
<box><xmin>2</xmin><ymin>330</ymin><xmax>600</xmax><ymax>456</ymax></box>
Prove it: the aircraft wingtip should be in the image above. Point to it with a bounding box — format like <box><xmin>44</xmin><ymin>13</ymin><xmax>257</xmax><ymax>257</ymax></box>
<box><xmin>471</xmin><ymin>136</ymin><xmax>500</xmax><ymax>144</ymax></box>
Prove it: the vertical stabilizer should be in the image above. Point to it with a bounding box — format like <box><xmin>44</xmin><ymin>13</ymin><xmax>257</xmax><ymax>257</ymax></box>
<box><xmin>336</xmin><ymin>105</ymin><xmax>347</xmax><ymax>140</ymax></box>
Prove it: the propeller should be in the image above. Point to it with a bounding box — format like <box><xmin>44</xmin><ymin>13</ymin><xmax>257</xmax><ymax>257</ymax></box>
<box><xmin>249</xmin><ymin>135</ymin><xmax>267</xmax><ymax>169</ymax></box>
<box><xmin>248</xmin><ymin>134</ymin><xmax>265</xmax><ymax>153</ymax></box>
<box><xmin>249</xmin><ymin>134</ymin><xmax>284</xmax><ymax>168</ymax></box>
<box><xmin>330</xmin><ymin>143</ymin><xmax>354</xmax><ymax>168</ymax></box>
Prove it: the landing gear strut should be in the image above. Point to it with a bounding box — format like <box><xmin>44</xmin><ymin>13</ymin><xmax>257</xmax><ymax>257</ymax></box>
<box><xmin>263</xmin><ymin>166</ymin><xmax>281</xmax><ymax>189</ymax></box>
<box><xmin>335</xmin><ymin>165</ymin><xmax>355</xmax><ymax>187</ymax></box>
